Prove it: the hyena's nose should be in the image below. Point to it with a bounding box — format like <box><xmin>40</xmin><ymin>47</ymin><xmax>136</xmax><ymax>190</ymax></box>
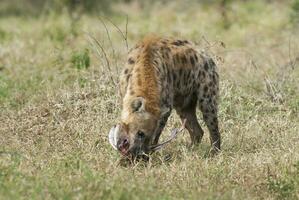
<box><xmin>117</xmin><ymin>138</ymin><xmax>130</xmax><ymax>154</ymax></box>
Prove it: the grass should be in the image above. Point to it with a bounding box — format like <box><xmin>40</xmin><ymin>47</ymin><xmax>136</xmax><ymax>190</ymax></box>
<box><xmin>0</xmin><ymin>0</ymin><xmax>299</xmax><ymax>199</ymax></box>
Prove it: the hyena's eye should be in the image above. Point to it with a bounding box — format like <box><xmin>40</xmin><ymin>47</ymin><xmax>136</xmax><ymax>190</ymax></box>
<box><xmin>137</xmin><ymin>131</ymin><xmax>145</xmax><ymax>139</ymax></box>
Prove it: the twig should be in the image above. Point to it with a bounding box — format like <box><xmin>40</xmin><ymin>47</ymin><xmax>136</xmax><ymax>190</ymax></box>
<box><xmin>98</xmin><ymin>17</ymin><xmax>119</xmax><ymax>76</ymax></box>
<box><xmin>150</xmin><ymin>119</ymin><xmax>186</xmax><ymax>151</ymax></box>
<box><xmin>87</xmin><ymin>32</ymin><xmax>117</xmax><ymax>87</ymax></box>
<box><xmin>125</xmin><ymin>14</ymin><xmax>129</xmax><ymax>50</ymax></box>
<box><xmin>101</xmin><ymin>15</ymin><xmax>129</xmax><ymax>51</ymax></box>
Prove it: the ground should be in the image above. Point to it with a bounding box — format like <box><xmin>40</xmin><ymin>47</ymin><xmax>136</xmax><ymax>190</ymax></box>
<box><xmin>0</xmin><ymin>1</ymin><xmax>299</xmax><ymax>199</ymax></box>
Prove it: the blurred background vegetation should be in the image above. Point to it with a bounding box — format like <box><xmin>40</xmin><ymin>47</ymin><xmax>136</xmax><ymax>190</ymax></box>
<box><xmin>1</xmin><ymin>0</ymin><xmax>298</xmax><ymax>28</ymax></box>
<box><xmin>0</xmin><ymin>0</ymin><xmax>298</xmax><ymax>199</ymax></box>
<box><xmin>0</xmin><ymin>0</ymin><xmax>297</xmax><ymax>18</ymax></box>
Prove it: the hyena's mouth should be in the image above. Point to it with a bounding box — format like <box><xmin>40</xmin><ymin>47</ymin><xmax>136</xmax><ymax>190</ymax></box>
<box><xmin>108</xmin><ymin>122</ymin><xmax>185</xmax><ymax>156</ymax></box>
<box><xmin>108</xmin><ymin>125</ymin><xmax>133</xmax><ymax>156</ymax></box>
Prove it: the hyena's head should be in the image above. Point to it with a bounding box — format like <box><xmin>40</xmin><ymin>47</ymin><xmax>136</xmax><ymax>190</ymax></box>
<box><xmin>109</xmin><ymin>97</ymin><xmax>159</xmax><ymax>157</ymax></box>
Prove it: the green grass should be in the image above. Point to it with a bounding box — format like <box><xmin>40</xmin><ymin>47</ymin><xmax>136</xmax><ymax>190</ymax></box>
<box><xmin>0</xmin><ymin>0</ymin><xmax>299</xmax><ymax>199</ymax></box>
<box><xmin>71</xmin><ymin>49</ymin><xmax>90</xmax><ymax>70</ymax></box>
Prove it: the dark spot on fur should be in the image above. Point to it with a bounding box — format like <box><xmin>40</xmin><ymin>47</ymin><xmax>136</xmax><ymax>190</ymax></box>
<box><xmin>130</xmin><ymin>90</ymin><xmax>135</xmax><ymax>95</ymax></box>
<box><xmin>128</xmin><ymin>57</ymin><xmax>135</xmax><ymax>65</ymax></box>
<box><xmin>198</xmin><ymin>71</ymin><xmax>202</xmax><ymax>78</ymax></box>
<box><xmin>194</xmin><ymin>54</ymin><xmax>198</xmax><ymax>62</ymax></box>
<box><xmin>190</xmin><ymin>56</ymin><xmax>195</xmax><ymax>66</ymax></box>
<box><xmin>179</xmin><ymin>68</ymin><xmax>183</xmax><ymax>76</ymax></box>
<box><xmin>176</xmin><ymin>54</ymin><xmax>180</xmax><ymax>64</ymax></box>
<box><xmin>204</xmin><ymin>61</ymin><xmax>209</xmax><ymax>71</ymax></box>
<box><xmin>184</xmin><ymin>70</ymin><xmax>189</xmax><ymax>80</ymax></box>
<box><xmin>126</xmin><ymin>74</ymin><xmax>131</xmax><ymax>82</ymax></box>
<box><xmin>213</xmin><ymin>117</ymin><xmax>217</xmax><ymax>122</ymax></box>
<box><xmin>182</xmin><ymin>55</ymin><xmax>187</xmax><ymax>64</ymax></box>
<box><xmin>205</xmin><ymin>108</ymin><xmax>210</xmax><ymax>113</ymax></box>
<box><xmin>176</xmin><ymin>80</ymin><xmax>180</xmax><ymax>87</ymax></box>
<box><xmin>212</xmin><ymin>73</ymin><xmax>217</xmax><ymax>83</ymax></box>
<box><xmin>172</xmin><ymin>40</ymin><xmax>184</xmax><ymax>46</ymax></box>
<box><xmin>173</xmin><ymin>73</ymin><xmax>177</xmax><ymax>81</ymax></box>
<box><xmin>212</xmin><ymin>128</ymin><xmax>218</xmax><ymax>133</ymax></box>
<box><xmin>124</xmin><ymin>68</ymin><xmax>129</xmax><ymax>74</ymax></box>
<box><xmin>191</xmin><ymin>73</ymin><xmax>195</xmax><ymax>80</ymax></box>
<box><xmin>167</xmin><ymin>71</ymin><xmax>172</xmax><ymax>83</ymax></box>
<box><xmin>204</xmin><ymin>58</ymin><xmax>215</xmax><ymax>71</ymax></box>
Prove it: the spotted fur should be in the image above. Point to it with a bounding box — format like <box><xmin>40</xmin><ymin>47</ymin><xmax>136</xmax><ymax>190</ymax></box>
<box><xmin>117</xmin><ymin>35</ymin><xmax>220</xmax><ymax>155</ymax></box>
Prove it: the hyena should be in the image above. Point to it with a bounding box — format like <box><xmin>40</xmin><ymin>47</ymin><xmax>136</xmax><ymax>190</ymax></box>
<box><xmin>109</xmin><ymin>35</ymin><xmax>220</xmax><ymax>157</ymax></box>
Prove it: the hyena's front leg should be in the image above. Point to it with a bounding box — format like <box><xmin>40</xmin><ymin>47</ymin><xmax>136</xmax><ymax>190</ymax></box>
<box><xmin>153</xmin><ymin>107</ymin><xmax>172</xmax><ymax>145</ymax></box>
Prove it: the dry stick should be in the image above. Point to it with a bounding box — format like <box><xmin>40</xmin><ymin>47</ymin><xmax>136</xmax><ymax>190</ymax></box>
<box><xmin>150</xmin><ymin>119</ymin><xmax>187</xmax><ymax>151</ymax></box>
<box><xmin>99</xmin><ymin>15</ymin><xmax>130</xmax><ymax>103</ymax></box>
<box><xmin>97</xmin><ymin>17</ymin><xmax>122</xmax><ymax>104</ymax></box>
<box><xmin>87</xmin><ymin>33</ymin><xmax>117</xmax><ymax>87</ymax></box>
<box><xmin>98</xmin><ymin>17</ymin><xmax>119</xmax><ymax>76</ymax></box>
<box><xmin>125</xmin><ymin>14</ymin><xmax>128</xmax><ymax>51</ymax></box>
<box><xmin>101</xmin><ymin>15</ymin><xmax>129</xmax><ymax>52</ymax></box>
<box><xmin>87</xmin><ymin>34</ymin><xmax>107</xmax><ymax>74</ymax></box>
<box><xmin>98</xmin><ymin>17</ymin><xmax>124</xmax><ymax>103</ymax></box>
<box><xmin>87</xmin><ymin>35</ymin><xmax>106</xmax><ymax>74</ymax></box>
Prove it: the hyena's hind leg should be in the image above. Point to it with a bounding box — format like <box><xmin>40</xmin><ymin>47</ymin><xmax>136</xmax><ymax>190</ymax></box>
<box><xmin>198</xmin><ymin>90</ymin><xmax>221</xmax><ymax>154</ymax></box>
<box><xmin>176</xmin><ymin>94</ymin><xmax>204</xmax><ymax>145</ymax></box>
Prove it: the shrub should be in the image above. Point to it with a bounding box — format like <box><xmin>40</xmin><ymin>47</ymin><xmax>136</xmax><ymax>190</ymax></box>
<box><xmin>290</xmin><ymin>0</ymin><xmax>299</xmax><ymax>26</ymax></box>
<box><xmin>71</xmin><ymin>49</ymin><xmax>90</xmax><ymax>70</ymax></box>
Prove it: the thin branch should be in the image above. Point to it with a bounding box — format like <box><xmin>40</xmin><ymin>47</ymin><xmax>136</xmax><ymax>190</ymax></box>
<box><xmin>101</xmin><ymin>15</ymin><xmax>129</xmax><ymax>51</ymax></box>
<box><xmin>125</xmin><ymin>14</ymin><xmax>129</xmax><ymax>50</ymax></box>
<box><xmin>86</xmin><ymin>32</ymin><xmax>117</xmax><ymax>87</ymax></box>
<box><xmin>98</xmin><ymin>16</ymin><xmax>119</xmax><ymax>75</ymax></box>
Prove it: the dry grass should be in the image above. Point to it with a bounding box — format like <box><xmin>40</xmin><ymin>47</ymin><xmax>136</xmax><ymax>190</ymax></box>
<box><xmin>0</xmin><ymin>1</ymin><xmax>299</xmax><ymax>199</ymax></box>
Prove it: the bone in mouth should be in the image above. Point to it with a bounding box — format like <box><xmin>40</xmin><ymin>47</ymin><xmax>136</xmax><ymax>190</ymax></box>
<box><xmin>108</xmin><ymin>125</ymin><xmax>119</xmax><ymax>150</ymax></box>
<box><xmin>108</xmin><ymin>121</ymin><xmax>186</xmax><ymax>153</ymax></box>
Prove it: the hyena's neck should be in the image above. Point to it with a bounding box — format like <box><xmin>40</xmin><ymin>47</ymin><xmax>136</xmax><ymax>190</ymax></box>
<box><xmin>123</xmin><ymin>63</ymin><xmax>161</xmax><ymax>118</ymax></box>
<box><xmin>122</xmin><ymin>35</ymin><xmax>164</xmax><ymax>120</ymax></box>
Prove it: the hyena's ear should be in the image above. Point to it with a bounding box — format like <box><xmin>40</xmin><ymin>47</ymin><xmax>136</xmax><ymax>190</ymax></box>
<box><xmin>131</xmin><ymin>97</ymin><xmax>145</xmax><ymax>112</ymax></box>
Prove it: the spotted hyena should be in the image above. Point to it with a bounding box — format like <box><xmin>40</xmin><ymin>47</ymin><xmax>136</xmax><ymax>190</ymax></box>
<box><xmin>109</xmin><ymin>35</ymin><xmax>220</xmax><ymax>157</ymax></box>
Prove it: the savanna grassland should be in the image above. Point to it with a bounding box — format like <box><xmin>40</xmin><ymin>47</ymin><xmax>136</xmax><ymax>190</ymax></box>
<box><xmin>0</xmin><ymin>0</ymin><xmax>299</xmax><ymax>199</ymax></box>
